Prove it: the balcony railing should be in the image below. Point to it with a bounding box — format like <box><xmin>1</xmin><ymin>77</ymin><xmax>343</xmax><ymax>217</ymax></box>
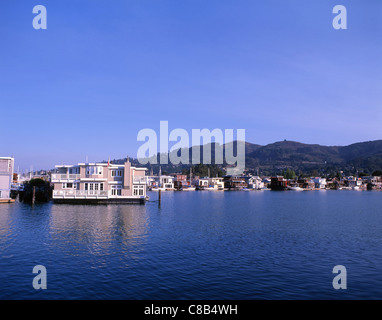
<box><xmin>51</xmin><ymin>174</ymin><xmax>80</xmax><ymax>181</ymax></box>
<box><xmin>52</xmin><ymin>190</ymin><xmax>146</xmax><ymax>199</ymax></box>
<box><xmin>133</xmin><ymin>177</ymin><xmax>147</xmax><ymax>184</ymax></box>
<box><xmin>53</xmin><ymin>190</ymin><xmax>108</xmax><ymax>197</ymax></box>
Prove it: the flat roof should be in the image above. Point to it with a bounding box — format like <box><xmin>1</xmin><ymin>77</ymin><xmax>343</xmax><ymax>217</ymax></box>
<box><xmin>56</xmin><ymin>163</ymin><xmax>147</xmax><ymax>170</ymax></box>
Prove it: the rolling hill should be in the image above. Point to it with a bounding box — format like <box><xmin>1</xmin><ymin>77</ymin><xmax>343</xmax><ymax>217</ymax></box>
<box><xmin>116</xmin><ymin>139</ymin><xmax>382</xmax><ymax>176</ymax></box>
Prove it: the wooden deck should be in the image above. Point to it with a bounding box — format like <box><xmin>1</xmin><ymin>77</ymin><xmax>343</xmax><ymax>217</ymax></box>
<box><xmin>0</xmin><ymin>199</ymin><xmax>15</xmax><ymax>204</ymax></box>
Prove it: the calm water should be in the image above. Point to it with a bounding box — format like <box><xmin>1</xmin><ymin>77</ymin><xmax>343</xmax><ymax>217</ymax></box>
<box><xmin>0</xmin><ymin>190</ymin><xmax>382</xmax><ymax>299</ymax></box>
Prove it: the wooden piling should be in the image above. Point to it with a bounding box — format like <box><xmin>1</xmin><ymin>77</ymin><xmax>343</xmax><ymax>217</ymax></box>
<box><xmin>158</xmin><ymin>189</ymin><xmax>161</xmax><ymax>206</ymax></box>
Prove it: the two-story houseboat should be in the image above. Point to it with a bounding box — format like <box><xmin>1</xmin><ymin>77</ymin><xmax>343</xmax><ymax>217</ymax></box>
<box><xmin>51</xmin><ymin>159</ymin><xmax>147</xmax><ymax>204</ymax></box>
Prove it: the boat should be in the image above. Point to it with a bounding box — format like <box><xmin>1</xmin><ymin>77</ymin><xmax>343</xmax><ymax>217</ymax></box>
<box><xmin>182</xmin><ymin>187</ymin><xmax>195</xmax><ymax>191</ymax></box>
<box><xmin>287</xmin><ymin>185</ymin><xmax>304</xmax><ymax>191</ymax></box>
<box><xmin>151</xmin><ymin>187</ymin><xmax>175</xmax><ymax>191</ymax></box>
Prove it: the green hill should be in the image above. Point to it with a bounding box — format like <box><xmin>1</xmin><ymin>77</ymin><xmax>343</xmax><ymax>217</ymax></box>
<box><xmin>115</xmin><ymin>139</ymin><xmax>382</xmax><ymax>176</ymax></box>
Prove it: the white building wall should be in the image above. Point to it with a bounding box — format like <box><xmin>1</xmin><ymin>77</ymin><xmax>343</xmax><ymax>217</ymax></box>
<box><xmin>0</xmin><ymin>157</ymin><xmax>14</xmax><ymax>199</ymax></box>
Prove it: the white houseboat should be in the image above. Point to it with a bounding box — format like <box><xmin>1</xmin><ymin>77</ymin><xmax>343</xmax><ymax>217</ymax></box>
<box><xmin>0</xmin><ymin>157</ymin><xmax>14</xmax><ymax>203</ymax></box>
<box><xmin>52</xmin><ymin>159</ymin><xmax>147</xmax><ymax>204</ymax></box>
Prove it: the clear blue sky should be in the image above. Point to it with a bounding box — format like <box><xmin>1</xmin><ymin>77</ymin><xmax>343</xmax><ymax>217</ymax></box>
<box><xmin>1</xmin><ymin>0</ymin><xmax>381</xmax><ymax>171</ymax></box>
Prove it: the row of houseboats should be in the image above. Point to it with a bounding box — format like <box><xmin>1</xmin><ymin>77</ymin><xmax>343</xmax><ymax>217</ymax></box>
<box><xmin>148</xmin><ymin>175</ymin><xmax>382</xmax><ymax>192</ymax></box>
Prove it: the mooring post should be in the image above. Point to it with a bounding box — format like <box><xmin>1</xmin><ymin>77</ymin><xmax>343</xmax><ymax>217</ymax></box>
<box><xmin>158</xmin><ymin>189</ymin><xmax>161</xmax><ymax>207</ymax></box>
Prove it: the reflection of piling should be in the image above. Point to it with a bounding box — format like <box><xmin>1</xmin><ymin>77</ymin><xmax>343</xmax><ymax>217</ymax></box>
<box><xmin>32</xmin><ymin>187</ymin><xmax>36</xmax><ymax>205</ymax></box>
<box><xmin>158</xmin><ymin>189</ymin><xmax>161</xmax><ymax>207</ymax></box>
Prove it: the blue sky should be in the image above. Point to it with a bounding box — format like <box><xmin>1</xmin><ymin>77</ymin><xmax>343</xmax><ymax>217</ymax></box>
<box><xmin>1</xmin><ymin>0</ymin><xmax>381</xmax><ymax>170</ymax></box>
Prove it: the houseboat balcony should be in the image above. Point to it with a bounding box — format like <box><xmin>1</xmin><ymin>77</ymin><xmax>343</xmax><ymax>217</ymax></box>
<box><xmin>53</xmin><ymin>189</ymin><xmax>146</xmax><ymax>198</ymax></box>
<box><xmin>52</xmin><ymin>190</ymin><xmax>147</xmax><ymax>204</ymax></box>
<box><xmin>51</xmin><ymin>174</ymin><xmax>81</xmax><ymax>182</ymax></box>
<box><xmin>133</xmin><ymin>177</ymin><xmax>147</xmax><ymax>184</ymax></box>
<box><xmin>53</xmin><ymin>190</ymin><xmax>109</xmax><ymax>198</ymax></box>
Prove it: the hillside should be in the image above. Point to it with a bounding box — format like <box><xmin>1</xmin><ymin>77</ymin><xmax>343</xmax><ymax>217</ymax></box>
<box><xmin>114</xmin><ymin>139</ymin><xmax>382</xmax><ymax>176</ymax></box>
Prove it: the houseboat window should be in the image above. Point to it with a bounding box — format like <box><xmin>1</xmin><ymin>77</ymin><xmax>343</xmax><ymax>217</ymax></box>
<box><xmin>100</xmin><ymin>183</ymin><xmax>103</xmax><ymax>191</ymax></box>
<box><xmin>133</xmin><ymin>185</ymin><xmax>144</xmax><ymax>196</ymax></box>
<box><xmin>85</xmin><ymin>183</ymin><xmax>88</xmax><ymax>191</ymax></box>
<box><xmin>112</xmin><ymin>170</ymin><xmax>122</xmax><ymax>177</ymax></box>
<box><xmin>69</xmin><ymin>168</ymin><xmax>79</xmax><ymax>174</ymax></box>
<box><xmin>111</xmin><ymin>185</ymin><xmax>121</xmax><ymax>195</ymax></box>
<box><xmin>86</xmin><ymin>166</ymin><xmax>102</xmax><ymax>175</ymax></box>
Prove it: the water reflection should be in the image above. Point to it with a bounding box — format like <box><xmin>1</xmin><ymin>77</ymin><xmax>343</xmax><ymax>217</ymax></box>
<box><xmin>0</xmin><ymin>203</ymin><xmax>15</xmax><ymax>256</ymax></box>
<box><xmin>49</xmin><ymin>204</ymin><xmax>150</xmax><ymax>259</ymax></box>
<box><xmin>1</xmin><ymin>191</ymin><xmax>382</xmax><ymax>299</ymax></box>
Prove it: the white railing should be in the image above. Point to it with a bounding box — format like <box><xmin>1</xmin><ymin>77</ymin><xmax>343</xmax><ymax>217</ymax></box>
<box><xmin>133</xmin><ymin>177</ymin><xmax>147</xmax><ymax>184</ymax></box>
<box><xmin>53</xmin><ymin>190</ymin><xmax>108</xmax><ymax>197</ymax></box>
<box><xmin>51</xmin><ymin>174</ymin><xmax>80</xmax><ymax>181</ymax></box>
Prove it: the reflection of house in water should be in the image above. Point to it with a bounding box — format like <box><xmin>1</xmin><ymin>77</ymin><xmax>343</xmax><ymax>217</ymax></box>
<box><xmin>49</xmin><ymin>204</ymin><xmax>149</xmax><ymax>255</ymax></box>
<box><xmin>0</xmin><ymin>203</ymin><xmax>13</xmax><ymax>239</ymax></box>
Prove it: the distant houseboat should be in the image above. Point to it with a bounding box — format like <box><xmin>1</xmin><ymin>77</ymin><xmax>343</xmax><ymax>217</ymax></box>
<box><xmin>52</xmin><ymin>159</ymin><xmax>147</xmax><ymax>204</ymax></box>
<box><xmin>270</xmin><ymin>176</ymin><xmax>288</xmax><ymax>191</ymax></box>
<box><xmin>223</xmin><ymin>176</ymin><xmax>247</xmax><ymax>190</ymax></box>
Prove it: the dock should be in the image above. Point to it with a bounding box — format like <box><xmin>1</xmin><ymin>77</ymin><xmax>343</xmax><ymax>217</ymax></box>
<box><xmin>0</xmin><ymin>199</ymin><xmax>15</xmax><ymax>204</ymax></box>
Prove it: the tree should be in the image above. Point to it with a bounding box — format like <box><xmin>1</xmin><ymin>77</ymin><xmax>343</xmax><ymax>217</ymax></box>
<box><xmin>311</xmin><ymin>169</ymin><xmax>319</xmax><ymax>177</ymax></box>
<box><xmin>183</xmin><ymin>164</ymin><xmax>224</xmax><ymax>177</ymax></box>
<box><xmin>372</xmin><ymin>170</ymin><xmax>382</xmax><ymax>176</ymax></box>
<box><xmin>29</xmin><ymin>178</ymin><xmax>46</xmax><ymax>187</ymax></box>
<box><xmin>284</xmin><ymin>168</ymin><xmax>296</xmax><ymax>179</ymax></box>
